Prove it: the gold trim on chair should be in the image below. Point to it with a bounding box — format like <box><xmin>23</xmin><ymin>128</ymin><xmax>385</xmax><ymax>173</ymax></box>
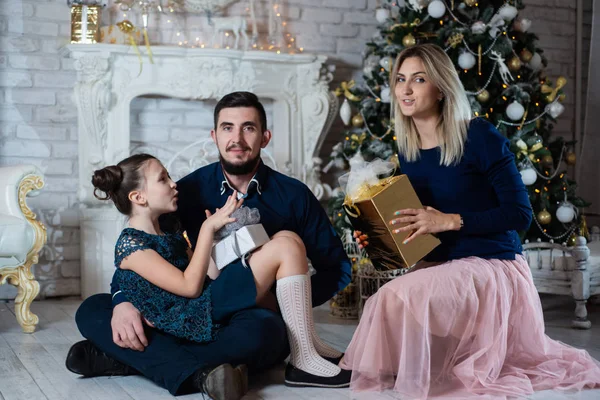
<box><xmin>0</xmin><ymin>174</ymin><xmax>46</xmax><ymax>333</ymax></box>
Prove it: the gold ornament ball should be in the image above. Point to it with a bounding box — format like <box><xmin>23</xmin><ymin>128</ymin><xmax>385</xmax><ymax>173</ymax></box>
<box><xmin>464</xmin><ymin>0</ymin><xmax>477</xmax><ymax>6</ymax></box>
<box><xmin>402</xmin><ymin>33</ymin><xmax>416</xmax><ymax>47</ymax></box>
<box><xmin>351</xmin><ymin>113</ymin><xmax>364</xmax><ymax>127</ymax></box>
<box><xmin>508</xmin><ymin>56</ymin><xmax>522</xmax><ymax>72</ymax></box>
<box><xmin>538</xmin><ymin>209</ymin><xmax>552</xmax><ymax>225</ymax></box>
<box><xmin>542</xmin><ymin>154</ymin><xmax>554</xmax><ymax>168</ymax></box>
<box><xmin>566</xmin><ymin>151</ymin><xmax>576</xmax><ymax>166</ymax></box>
<box><xmin>520</xmin><ymin>49</ymin><xmax>533</xmax><ymax>63</ymax></box>
<box><xmin>567</xmin><ymin>233</ymin><xmax>577</xmax><ymax>247</ymax></box>
<box><xmin>476</xmin><ymin>89</ymin><xmax>490</xmax><ymax>103</ymax></box>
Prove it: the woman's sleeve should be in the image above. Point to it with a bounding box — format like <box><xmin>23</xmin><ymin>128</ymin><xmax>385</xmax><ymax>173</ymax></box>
<box><xmin>460</xmin><ymin>120</ymin><xmax>533</xmax><ymax>234</ymax></box>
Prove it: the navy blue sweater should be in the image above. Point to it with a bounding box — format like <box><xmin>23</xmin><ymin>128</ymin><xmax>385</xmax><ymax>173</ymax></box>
<box><xmin>399</xmin><ymin>118</ymin><xmax>532</xmax><ymax>262</ymax></box>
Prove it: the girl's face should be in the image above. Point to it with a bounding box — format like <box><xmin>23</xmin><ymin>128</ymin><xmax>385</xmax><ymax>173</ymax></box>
<box><xmin>394</xmin><ymin>57</ymin><xmax>442</xmax><ymax>120</ymax></box>
<box><xmin>142</xmin><ymin>159</ymin><xmax>178</xmax><ymax>215</ymax></box>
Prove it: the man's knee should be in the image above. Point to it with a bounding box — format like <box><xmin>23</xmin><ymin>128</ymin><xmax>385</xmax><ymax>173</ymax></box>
<box><xmin>75</xmin><ymin>293</ymin><xmax>112</xmax><ymax>338</ymax></box>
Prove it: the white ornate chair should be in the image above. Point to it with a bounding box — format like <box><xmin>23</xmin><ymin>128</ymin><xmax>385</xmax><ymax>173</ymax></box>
<box><xmin>0</xmin><ymin>165</ymin><xmax>46</xmax><ymax>333</ymax></box>
<box><xmin>522</xmin><ymin>236</ymin><xmax>600</xmax><ymax>329</ymax></box>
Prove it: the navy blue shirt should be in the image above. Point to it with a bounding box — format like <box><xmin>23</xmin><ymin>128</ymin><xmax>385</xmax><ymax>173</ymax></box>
<box><xmin>111</xmin><ymin>161</ymin><xmax>352</xmax><ymax>307</ymax></box>
<box><xmin>399</xmin><ymin>118</ymin><xmax>532</xmax><ymax>262</ymax></box>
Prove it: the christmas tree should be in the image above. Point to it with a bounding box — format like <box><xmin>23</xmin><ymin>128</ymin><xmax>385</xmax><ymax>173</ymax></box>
<box><xmin>327</xmin><ymin>0</ymin><xmax>590</xmax><ymax>251</ymax></box>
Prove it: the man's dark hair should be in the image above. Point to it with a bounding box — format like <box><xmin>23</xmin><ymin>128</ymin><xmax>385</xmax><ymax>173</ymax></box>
<box><xmin>213</xmin><ymin>91</ymin><xmax>267</xmax><ymax>133</ymax></box>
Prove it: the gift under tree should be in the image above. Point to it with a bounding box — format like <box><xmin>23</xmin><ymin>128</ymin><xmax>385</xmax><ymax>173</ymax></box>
<box><xmin>327</xmin><ymin>0</ymin><xmax>590</xmax><ymax>254</ymax></box>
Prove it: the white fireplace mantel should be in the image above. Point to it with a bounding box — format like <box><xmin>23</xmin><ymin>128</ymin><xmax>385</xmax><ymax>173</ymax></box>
<box><xmin>61</xmin><ymin>44</ymin><xmax>338</xmax><ymax>206</ymax></box>
<box><xmin>61</xmin><ymin>44</ymin><xmax>338</xmax><ymax>298</ymax></box>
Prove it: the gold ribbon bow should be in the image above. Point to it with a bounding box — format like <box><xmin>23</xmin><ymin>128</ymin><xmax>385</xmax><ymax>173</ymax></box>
<box><xmin>117</xmin><ymin>20</ymin><xmax>144</xmax><ymax>76</ymax></box>
<box><xmin>541</xmin><ymin>76</ymin><xmax>567</xmax><ymax>103</ymax></box>
<box><xmin>334</xmin><ymin>81</ymin><xmax>362</xmax><ymax>102</ymax></box>
<box><xmin>390</xmin><ymin>18</ymin><xmax>421</xmax><ymax>30</ymax></box>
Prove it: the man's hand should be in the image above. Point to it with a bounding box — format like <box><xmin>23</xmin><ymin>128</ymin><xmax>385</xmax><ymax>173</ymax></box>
<box><xmin>111</xmin><ymin>302</ymin><xmax>149</xmax><ymax>351</ymax></box>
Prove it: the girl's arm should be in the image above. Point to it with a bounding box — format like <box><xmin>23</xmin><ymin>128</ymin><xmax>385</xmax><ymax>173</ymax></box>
<box><xmin>120</xmin><ymin>192</ymin><xmax>242</xmax><ymax>298</ymax></box>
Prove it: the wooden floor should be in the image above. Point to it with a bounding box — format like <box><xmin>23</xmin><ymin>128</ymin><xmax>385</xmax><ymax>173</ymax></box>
<box><xmin>1</xmin><ymin>296</ymin><xmax>600</xmax><ymax>400</ymax></box>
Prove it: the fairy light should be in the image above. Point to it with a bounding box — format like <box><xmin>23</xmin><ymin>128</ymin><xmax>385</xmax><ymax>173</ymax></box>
<box><xmin>502</xmin><ymin>84</ymin><xmax>507</xmax><ymax>88</ymax></box>
<box><xmin>535</xmin><ymin>189</ymin><xmax>541</xmax><ymax>193</ymax></box>
<box><xmin>440</xmin><ymin>20</ymin><xmax>443</xmax><ymax>25</ymax></box>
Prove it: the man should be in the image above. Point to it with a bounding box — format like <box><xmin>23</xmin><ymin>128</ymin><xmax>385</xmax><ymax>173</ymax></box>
<box><xmin>67</xmin><ymin>92</ymin><xmax>352</xmax><ymax>398</ymax></box>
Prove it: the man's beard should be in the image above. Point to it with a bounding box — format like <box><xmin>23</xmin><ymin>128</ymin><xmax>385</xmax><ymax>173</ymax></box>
<box><xmin>219</xmin><ymin>153</ymin><xmax>261</xmax><ymax>176</ymax></box>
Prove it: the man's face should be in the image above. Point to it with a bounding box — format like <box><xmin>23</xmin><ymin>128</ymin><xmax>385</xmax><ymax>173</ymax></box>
<box><xmin>211</xmin><ymin>107</ymin><xmax>271</xmax><ymax>175</ymax></box>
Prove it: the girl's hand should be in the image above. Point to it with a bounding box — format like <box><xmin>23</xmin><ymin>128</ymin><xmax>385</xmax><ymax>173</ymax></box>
<box><xmin>389</xmin><ymin>206</ymin><xmax>460</xmax><ymax>244</ymax></box>
<box><xmin>353</xmin><ymin>230</ymin><xmax>369</xmax><ymax>249</ymax></box>
<box><xmin>204</xmin><ymin>191</ymin><xmax>244</xmax><ymax>233</ymax></box>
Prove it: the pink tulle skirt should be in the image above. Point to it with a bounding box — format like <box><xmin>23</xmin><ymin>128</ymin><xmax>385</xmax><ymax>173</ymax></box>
<box><xmin>340</xmin><ymin>255</ymin><xmax>600</xmax><ymax>399</ymax></box>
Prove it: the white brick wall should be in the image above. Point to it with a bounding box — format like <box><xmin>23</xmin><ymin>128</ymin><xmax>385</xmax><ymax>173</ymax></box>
<box><xmin>0</xmin><ymin>0</ymin><xmax>593</xmax><ymax>298</ymax></box>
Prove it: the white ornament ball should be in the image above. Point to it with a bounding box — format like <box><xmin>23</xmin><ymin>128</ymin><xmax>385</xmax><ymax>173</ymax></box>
<box><xmin>516</xmin><ymin>18</ymin><xmax>532</xmax><ymax>32</ymax></box>
<box><xmin>499</xmin><ymin>4</ymin><xmax>518</xmax><ymax>21</ymax></box>
<box><xmin>427</xmin><ymin>0</ymin><xmax>446</xmax><ymax>18</ymax></box>
<box><xmin>556</xmin><ymin>204</ymin><xmax>576</xmax><ymax>223</ymax></box>
<box><xmin>380</xmin><ymin>87</ymin><xmax>391</xmax><ymax>103</ymax></box>
<box><xmin>375</xmin><ymin>8</ymin><xmax>391</xmax><ymax>23</ymax></box>
<box><xmin>506</xmin><ymin>100</ymin><xmax>525</xmax><ymax>121</ymax></box>
<box><xmin>528</xmin><ymin>52</ymin><xmax>542</xmax><ymax>70</ymax></box>
<box><xmin>379</xmin><ymin>57</ymin><xmax>391</xmax><ymax>72</ymax></box>
<box><xmin>520</xmin><ymin>168</ymin><xmax>537</xmax><ymax>186</ymax></box>
<box><xmin>546</xmin><ymin>101</ymin><xmax>565</xmax><ymax>119</ymax></box>
<box><xmin>458</xmin><ymin>51</ymin><xmax>476</xmax><ymax>70</ymax></box>
<box><xmin>340</xmin><ymin>98</ymin><xmax>352</xmax><ymax>126</ymax></box>
<box><xmin>471</xmin><ymin>21</ymin><xmax>486</xmax><ymax>35</ymax></box>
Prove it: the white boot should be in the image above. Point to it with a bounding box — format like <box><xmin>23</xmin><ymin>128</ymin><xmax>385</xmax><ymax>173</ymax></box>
<box><xmin>276</xmin><ymin>274</ymin><xmax>340</xmax><ymax>377</ymax></box>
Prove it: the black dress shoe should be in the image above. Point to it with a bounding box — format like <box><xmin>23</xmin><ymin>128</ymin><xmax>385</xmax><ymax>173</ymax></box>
<box><xmin>65</xmin><ymin>340</ymin><xmax>138</xmax><ymax>377</ymax></box>
<box><xmin>284</xmin><ymin>363</ymin><xmax>351</xmax><ymax>388</ymax></box>
<box><xmin>191</xmin><ymin>363</ymin><xmax>248</xmax><ymax>400</ymax></box>
<box><xmin>323</xmin><ymin>353</ymin><xmax>344</xmax><ymax>365</ymax></box>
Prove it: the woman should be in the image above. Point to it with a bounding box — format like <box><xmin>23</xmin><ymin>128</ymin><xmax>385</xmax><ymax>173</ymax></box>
<box><xmin>341</xmin><ymin>43</ymin><xmax>600</xmax><ymax>399</ymax></box>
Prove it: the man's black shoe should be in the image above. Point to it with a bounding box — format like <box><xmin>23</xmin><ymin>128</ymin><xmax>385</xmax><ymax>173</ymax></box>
<box><xmin>192</xmin><ymin>363</ymin><xmax>248</xmax><ymax>400</ymax></box>
<box><xmin>284</xmin><ymin>363</ymin><xmax>351</xmax><ymax>388</ymax></box>
<box><xmin>65</xmin><ymin>340</ymin><xmax>138</xmax><ymax>377</ymax></box>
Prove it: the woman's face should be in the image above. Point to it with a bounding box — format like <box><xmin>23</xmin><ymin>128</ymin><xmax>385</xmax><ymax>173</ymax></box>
<box><xmin>394</xmin><ymin>57</ymin><xmax>442</xmax><ymax>120</ymax></box>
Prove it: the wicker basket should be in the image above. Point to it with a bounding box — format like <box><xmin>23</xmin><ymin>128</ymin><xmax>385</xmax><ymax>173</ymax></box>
<box><xmin>357</xmin><ymin>261</ymin><xmax>412</xmax><ymax>317</ymax></box>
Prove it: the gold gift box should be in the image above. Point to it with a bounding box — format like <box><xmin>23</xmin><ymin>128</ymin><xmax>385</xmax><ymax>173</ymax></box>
<box><xmin>71</xmin><ymin>5</ymin><xmax>102</xmax><ymax>44</ymax></box>
<box><xmin>344</xmin><ymin>175</ymin><xmax>440</xmax><ymax>270</ymax></box>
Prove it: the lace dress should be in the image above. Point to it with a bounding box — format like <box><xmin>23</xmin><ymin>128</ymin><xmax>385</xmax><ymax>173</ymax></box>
<box><xmin>114</xmin><ymin>228</ymin><xmax>215</xmax><ymax>343</ymax></box>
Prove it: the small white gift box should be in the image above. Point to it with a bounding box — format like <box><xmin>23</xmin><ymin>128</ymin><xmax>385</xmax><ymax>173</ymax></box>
<box><xmin>211</xmin><ymin>224</ymin><xmax>270</xmax><ymax>270</ymax></box>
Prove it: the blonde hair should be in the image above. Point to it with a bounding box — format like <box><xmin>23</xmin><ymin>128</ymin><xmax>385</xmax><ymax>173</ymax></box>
<box><xmin>390</xmin><ymin>43</ymin><xmax>472</xmax><ymax>166</ymax></box>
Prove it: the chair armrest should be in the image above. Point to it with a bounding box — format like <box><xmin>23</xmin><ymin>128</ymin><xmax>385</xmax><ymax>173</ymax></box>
<box><xmin>0</xmin><ymin>165</ymin><xmax>45</xmax><ymax>220</ymax></box>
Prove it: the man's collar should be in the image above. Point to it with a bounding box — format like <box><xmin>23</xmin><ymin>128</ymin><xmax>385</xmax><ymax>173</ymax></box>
<box><xmin>217</xmin><ymin>160</ymin><xmax>267</xmax><ymax>197</ymax></box>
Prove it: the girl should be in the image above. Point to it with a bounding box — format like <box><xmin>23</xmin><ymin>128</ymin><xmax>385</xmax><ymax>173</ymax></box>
<box><xmin>91</xmin><ymin>153</ymin><xmax>350</xmax><ymax>395</ymax></box>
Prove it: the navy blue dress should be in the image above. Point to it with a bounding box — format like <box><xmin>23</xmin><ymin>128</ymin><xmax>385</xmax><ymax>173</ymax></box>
<box><xmin>114</xmin><ymin>228</ymin><xmax>257</xmax><ymax>343</ymax></box>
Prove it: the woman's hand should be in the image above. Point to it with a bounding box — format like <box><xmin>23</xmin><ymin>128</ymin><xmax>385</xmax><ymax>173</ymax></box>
<box><xmin>204</xmin><ymin>191</ymin><xmax>244</xmax><ymax>233</ymax></box>
<box><xmin>389</xmin><ymin>206</ymin><xmax>461</xmax><ymax>244</ymax></box>
<box><xmin>353</xmin><ymin>230</ymin><xmax>369</xmax><ymax>249</ymax></box>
